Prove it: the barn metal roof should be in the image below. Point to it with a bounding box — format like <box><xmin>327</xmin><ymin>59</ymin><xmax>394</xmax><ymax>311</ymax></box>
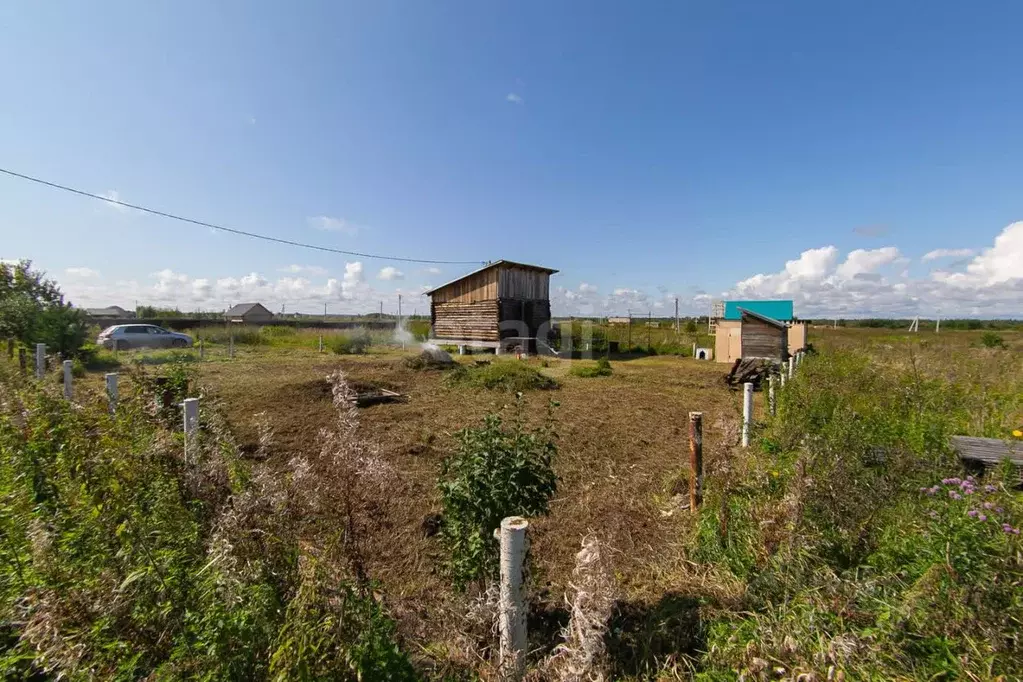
<box><xmin>423</xmin><ymin>260</ymin><xmax>559</xmax><ymax>296</ymax></box>
<box><xmin>723</xmin><ymin>300</ymin><xmax>794</xmax><ymax>321</ymax></box>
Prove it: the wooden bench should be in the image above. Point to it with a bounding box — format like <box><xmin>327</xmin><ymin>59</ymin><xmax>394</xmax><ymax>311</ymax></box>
<box><xmin>950</xmin><ymin>436</ymin><xmax>1023</xmax><ymax>481</ymax></box>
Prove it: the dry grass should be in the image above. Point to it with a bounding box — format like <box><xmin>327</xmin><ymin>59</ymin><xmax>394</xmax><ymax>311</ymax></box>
<box><xmin>69</xmin><ymin>326</ymin><xmax>1022</xmax><ymax>675</ymax></box>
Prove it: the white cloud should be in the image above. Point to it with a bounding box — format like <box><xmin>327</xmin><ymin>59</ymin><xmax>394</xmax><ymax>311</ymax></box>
<box><xmin>835</xmin><ymin>247</ymin><xmax>902</xmax><ymax>279</ymax></box>
<box><xmin>279</xmin><ymin>264</ymin><xmax>328</xmax><ymax>276</ymax></box>
<box><xmin>579</xmin><ymin>282</ymin><xmax>598</xmax><ymax>293</ymax></box>
<box><xmin>377</xmin><ymin>266</ymin><xmax>404</xmax><ymax>281</ymax></box>
<box><xmin>425</xmin><ymin>267</ymin><xmax>442</xmax><ymax>275</ymax></box>
<box><xmin>308</xmin><ymin>215</ymin><xmax>360</xmax><ymax>236</ymax></box>
<box><xmin>930</xmin><ymin>221</ymin><xmax>1023</xmax><ymax>287</ymax></box>
<box><xmin>921</xmin><ymin>248</ymin><xmax>975</xmax><ymax>262</ymax></box>
<box><xmin>506</xmin><ymin>93</ymin><xmax>523</xmax><ymax>104</ymax></box>
<box><xmin>65</xmin><ymin>267</ymin><xmax>100</xmax><ymax>278</ymax></box>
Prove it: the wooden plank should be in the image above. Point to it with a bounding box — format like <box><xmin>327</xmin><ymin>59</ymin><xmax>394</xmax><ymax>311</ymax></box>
<box><xmin>950</xmin><ymin>436</ymin><xmax>1023</xmax><ymax>466</ymax></box>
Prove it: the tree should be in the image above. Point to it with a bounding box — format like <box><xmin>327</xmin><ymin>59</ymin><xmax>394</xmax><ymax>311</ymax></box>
<box><xmin>684</xmin><ymin>318</ymin><xmax>698</xmax><ymax>334</ymax></box>
<box><xmin>0</xmin><ymin>260</ymin><xmax>89</xmax><ymax>357</ymax></box>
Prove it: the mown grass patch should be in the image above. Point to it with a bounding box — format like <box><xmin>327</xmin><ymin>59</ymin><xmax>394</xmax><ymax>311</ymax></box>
<box><xmin>446</xmin><ymin>360</ymin><xmax>559</xmax><ymax>391</ymax></box>
<box><xmin>569</xmin><ymin>357</ymin><xmax>613</xmax><ymax>378</ymax></box>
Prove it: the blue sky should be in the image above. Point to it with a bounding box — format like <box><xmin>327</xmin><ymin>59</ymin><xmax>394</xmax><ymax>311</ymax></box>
<box><xmin>1</xmin><ymin>0</ymin><xmax>1021</xmax><ymax>317</ymax></box>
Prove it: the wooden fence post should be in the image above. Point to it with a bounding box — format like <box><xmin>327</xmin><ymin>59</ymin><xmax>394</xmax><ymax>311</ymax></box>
<box><xmin>18</xmin><ymin>348</ymin><xmax>27</xmax><ymax>373</ymax></box>
<box><xmin>742</xmin><ymin>382</ymin><xmax>753</xmax><ymax>448</ymax></box>
<box><xmin>788</xmin><ymin>356</ymin><xmax>794</xmax><ymax>380</ymax></box>
<box><xmin>498</xmin><ymin>516</ymin><xmax>529</xmax><ymax>681</ymax></box>
<box><xmin>768</xmin><ymin>374</ymin><xmax>777</xmax><ymax>416</ymax></box>
<box><xmin>183</xmin><ymin>398</ymin><xmax>200</xmax><ymax>463</ymax></box>
<box><xmin>63</xmin><ymin>360</ymin><xmax>73</xmax><ymax>400</ymax></box>
<box><xmin>106</xmin><ymin>373</ymin><xmax>118</xmax><ymax>413</ymax></box>
<box><xmin>228</xmin><ymin>331</ymin><xmax>235</xmax><ymax>359</ymax></box>
<box><xmin>318</xmin><ymin>335</ymin><xmax>323</xmax><ymax>353</ymax></box>
<box><xmin>35</xmin><ymin>344</ymin><xmax>46</xmax><ymax>379</ymax></box>
<box><xmin>689</xmin><ymin>412</ymin><xmax>703</xmax><ymax>511</ymax></box>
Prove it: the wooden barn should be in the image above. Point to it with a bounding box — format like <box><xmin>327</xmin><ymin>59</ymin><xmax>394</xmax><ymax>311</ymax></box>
<box><xmin>425</xmin><ymin>260</ymin><xmax>558</xmax><ymax>353</ymax></box>
<box><xmin>714</xmin><ymin>308</ymin><xmax>789</xmax><ymax>364</ymax></box>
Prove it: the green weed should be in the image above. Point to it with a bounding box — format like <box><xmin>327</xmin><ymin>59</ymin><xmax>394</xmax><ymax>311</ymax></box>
<box><xmin>446</xmin><ymin>361</ymin><xmax>559</xmax><ymax>391</ymax></box>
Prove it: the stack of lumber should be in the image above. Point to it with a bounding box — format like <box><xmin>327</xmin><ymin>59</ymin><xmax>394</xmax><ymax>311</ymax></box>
<box><xmin>724</xmin><ymin>358</ymin><xmax>777</xmax><ymax>389</ymax></box>
<box><xmin>432</xmin><ymin>301</ymin><xmax>499</xmax><ymax>341</ymax></box>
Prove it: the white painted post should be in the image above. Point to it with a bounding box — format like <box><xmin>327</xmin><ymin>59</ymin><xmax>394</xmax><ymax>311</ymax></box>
<box><xmin>105</xmin><ymin>373</ymin><xmax>118</xmax><ymax>413</ymax></box>
<box><xmin>318</xmin><ymin>335</ymin><xmax>323</xmax><ymax>353</ymax></box>
<box><xmin>228</xmin><ymin>330</ymin><xmax>234</xmax><ymax>359</ymax></box>
<box><xmin>692</xmin><ymin>342</ymin><xmax>697</xmax><ymax>358</ymax></box>
<box><xmin>780</xmin><ymin>368</ymin><xmax>787</xmax><ymax>389</ymax></box>
<box><xmin>742</xmin><ymin>382</ymin><xmax>753</xmax><ymax>448</ymax></box>
<box><xmin>498</xmin><ymin>516</ymin><xmax>529</xmax><ymax>681</ymax></box>
<box><xmin>788</xmin><ymin>356</ymin><xmax>794</xmax><ymax>379</ymax></box>
<box><xmin>198</xmin><ymin>339</ymin><xmax>205</xmax><ymax>360</ymax></box>
<box><xmin>35</xmin><ymin>343</ymin><xmax>46</xmax><ymax>379</ymax></box>
<box><xmin>458</xmin><ymin>345</ymin><xmax>465</xmax><ymax>356</ymax></box>
<box><xmin>62</xmin><ymin>360</ymin><xmax>73</xmax><ymax>399</ymax></box>
<box><xmin>768</xmin><ymin>374</ymin><xmax>776</xmax><ymax>416</ymax></box>
<box><xmin>183</xmin><ymin>398</ymin><xmax>199</xmax><ymax>463</ymax></box>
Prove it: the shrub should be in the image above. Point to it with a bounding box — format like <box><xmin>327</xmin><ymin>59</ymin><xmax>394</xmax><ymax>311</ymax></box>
<box><xmin>446</xmin><ymin>361</ymin><xmax>559</xmax><ymax>391</ymax></box>
<box><xmin>980</xmin><ymin>331</ymin><xmax>1007</xmax><ymax>349</ymax></box>
<box><xmin>438</xmin><ymin>399</ymin><xmax>558</xmax><ymax>587</ymax></box>
<box><xmin>690</xmin><ymin>349</ymin><xmax>1023</xmax><ymax>680</ymax></box>
<box><xmin>570</xmin><ymin>357</ymin><xmax>613</xmax><ymax>378</ymax></box>
<box><xmin>0</xmin><ymin>353</ymin><xmax>415</xmax><ymax>678</ymax></box>
<box><xmin>329</xmin><ymin>330</ymin><xmax>372</xmax><ymax>355</ymax></box>
<box><xmin>0</xmin><ymin>260</ymin><xmax>89</xmax><ymax>357</ymax></box>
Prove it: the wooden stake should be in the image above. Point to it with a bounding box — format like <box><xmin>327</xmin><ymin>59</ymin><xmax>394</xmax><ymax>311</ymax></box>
<box><xmin>105</xmin><ymin>373</ymin><xmax>118</xmax><ymax>413</ymax></box>
<box><xmin>18</xmin><ymin>347</ymin><xmax>26</xmax><ymax>373</ymax></box>
<box><xmin>35</xmin><ymin>343</ymin><xmax>45</xmax><ymax>379</ymax></box>
<box><xmin>768</xmin><ymin>374</ymin><xmax>777</xmax><ymax>416</ymax></box>
<box><xmin>742</xmin><ymin>382</ymin><xmax>753</xmax><ymax>448</ymax></box>
<box><xmin>183</xmin><ymin>398</ymin><xmax>200</xmax><ymax>463</ymax></box>
<box><xmin>62</xmin><ymin>360</ymin><xmax>73</xmax><ymax>400</ymax></box>
<box><xmin>498</xmin><ymin>516</ymin><xmax>529</xmax><ymax>681</ymax></box>
<box><xmin>688</xmin><ymin>412</ymin><xmax>703</xmax><ymax>511</ymax></box>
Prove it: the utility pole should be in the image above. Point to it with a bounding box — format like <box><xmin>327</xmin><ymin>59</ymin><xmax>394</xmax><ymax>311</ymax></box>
<box><xmin>675</xmin><ymin>297</ymin><xmax>679</xmax><ymax>333</ymax></box>
<box><xmin>627</xmin><ymin>309</ymin><xmax>632</xmax><ymax>351</ymax></box>
<box><xmin>380</xmin><ymin>301</ymin><xmax>383</xmax><ymax>318</ymax></box>
<box><xmin>647</xmin><ymin>311</ymin><xmax>651</xmax><ymax>348</ymax></box>
<box><xmin>324</xmin><ymin>302</ymin><xmax>327</xmax><ymax>319</ymax></box>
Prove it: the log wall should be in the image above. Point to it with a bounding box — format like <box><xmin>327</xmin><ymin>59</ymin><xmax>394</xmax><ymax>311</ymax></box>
<box><xmin>431</xmin><ymin>300</ymin><xmax>500</xmax><ymax>341</ymax></box>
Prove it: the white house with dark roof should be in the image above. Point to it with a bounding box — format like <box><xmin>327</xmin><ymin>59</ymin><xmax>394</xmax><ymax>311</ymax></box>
<box><xmin>224</xmin><ymin>302</ymin><xmax>274</xmax><ymax>323</ymax></box>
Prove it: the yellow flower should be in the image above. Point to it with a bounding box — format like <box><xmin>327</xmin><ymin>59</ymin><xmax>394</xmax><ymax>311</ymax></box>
<box><xmin>770</xmin><ymin>470</ymin><xmax>779</xmax><ymax>477</ymax></box>
<box><xmin>1013</xmin><ymin>429</ymin><xmax>1023</xmax><ymax>439</ymax></box>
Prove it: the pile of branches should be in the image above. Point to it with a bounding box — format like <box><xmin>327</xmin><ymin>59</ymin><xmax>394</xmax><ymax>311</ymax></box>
<box><xmin>723</xmin><ymin>358</ymin><xmax>778</xmax><ymax>389</ymax></box>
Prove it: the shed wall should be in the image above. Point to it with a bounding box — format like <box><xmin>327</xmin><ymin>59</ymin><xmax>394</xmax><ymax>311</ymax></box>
<box><xmin>430</xmin><ymin>269</ymin><xmax>499</xmax><ymax>304</ymax></box>
<box><xmin>431</xmin><ymin>300</ymin><xmax>500</xmax><ymax>341</ymax></box>
<box><xmin>714</xmin><ymin>320</ymin><xmax>741</xmax><ymax>363</ymax></box>
<box><xmin>498</xmin><ymin>300</ymin><xmax>552</xmax><ymax>338</ymax></box>
<box><xmin>497</xmin><ymin>267</ymin><xmax>550</xmax><ymax>300</ymax></box>
<box><xmin>787</xmin><ymin>322</ymin><xmax>808</xmax><ymax>352</ymax></box>
<box><xmin>740</xmin><ymin>316</ymin><xmax>787</xmax><ymax>361</ymax></box>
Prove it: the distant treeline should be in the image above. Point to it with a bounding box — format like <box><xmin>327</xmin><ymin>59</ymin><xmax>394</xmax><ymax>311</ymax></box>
<box><xmin>133</xmin><ymin>305</ymin><xmax>427</xmax><ymax>321</ymax></box>
<box><xmin>809</xmin><ymin>318</ymin><xmax>1023</xmax><ymax>330</ymax></box>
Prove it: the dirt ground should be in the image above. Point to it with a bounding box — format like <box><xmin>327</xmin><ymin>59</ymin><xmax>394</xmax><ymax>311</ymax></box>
<box><xmin>186</xmin><ymin>349</ymin><xmax>749</xmax><ymax>651</ymax></box>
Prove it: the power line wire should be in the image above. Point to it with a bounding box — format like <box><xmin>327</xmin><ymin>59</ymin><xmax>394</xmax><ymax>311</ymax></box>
<box><xmin>0</xmin><ymin>166</ymin><xmax>485</xmax><ymax>265</ymax></box>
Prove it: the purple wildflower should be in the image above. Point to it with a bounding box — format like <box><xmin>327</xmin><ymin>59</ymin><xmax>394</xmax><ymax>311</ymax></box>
<box><xmin>978</xmin><ymin>514</ymin><xmax>987</xmax><ymax>522</ymax></box>
<box><xmin>967</xmin><ymin>475</ymin><xmax>976</xmax><ymax>482</ymax></box>
<box><xmin>983</xmin><ymin>502</ymin><xmax>995</xmax><ymax>510</ymax></box>
<box><xmin>967</xmin><ymin>510</ymin><xmax>979</xmax><ymax>518</ymax></box>
<box><xmin>984</xmin><ymin>484</ymin><xmax>997</xmax><ymax>493</ymax></box>
<box><xmin>942</xmin><ymin>478</ymin><xmax>961</xmax><ymax>485</ymax></box>
<box><xmin>996</xmin><ymin>507</ymin><xmax>1004</xmax><ymax>513</ymax></box>
<box><xmin>1002</xmin><ymin>523</ymin><xmax>1014</xmax><ymax>532</ymax></box>
<box><xmin>949</xmin><ymin>491</ymin><xmax>962</xmax><ymax>500</ymax></box>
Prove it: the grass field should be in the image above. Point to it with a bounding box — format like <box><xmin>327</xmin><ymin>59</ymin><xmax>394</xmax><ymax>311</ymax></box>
<box><xmin>5</xmin><ymin>326</ymin><xmax>1022</xmax><ymax>679</ymax></box>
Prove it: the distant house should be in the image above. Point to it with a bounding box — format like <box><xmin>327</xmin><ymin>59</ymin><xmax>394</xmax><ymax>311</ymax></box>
<box><xmin>224</xmin><ymin>302</ymin><xmax>274</xmax><ymax>323</ymax></box>
<box><xmin>87</xmin><ymin>306</ymin><xmax>134</xmax><ymax>320</ymax></box>
<box><xmin>607</xmin><ymin>317</ymin><xmax>631</xmax><ymax>325</ymax></box>
<box><xmin>713</xmin><ymin>299</ymin><xmax>807</xmax><ymax>363</ymax></box>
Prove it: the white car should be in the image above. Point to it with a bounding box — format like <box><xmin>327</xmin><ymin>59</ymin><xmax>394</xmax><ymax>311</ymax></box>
<box><xmin>97</xmin><ymin>324</ymin><xmax>193</xmax><ymax>350</ymax></box>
